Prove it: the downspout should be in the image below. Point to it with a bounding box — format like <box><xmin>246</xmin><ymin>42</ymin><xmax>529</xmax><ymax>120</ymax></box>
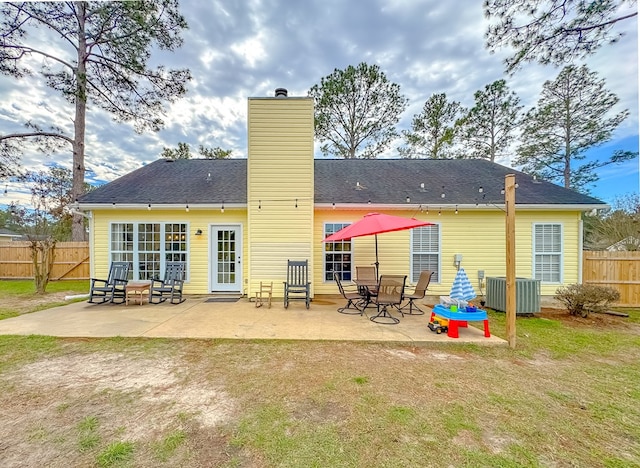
<box><xmin>578</xmin><ymin>217</ymin><xmax>583</xmax><ymax>284</ymax></box>
<box><xmin>89</xmin><ymin>211</ymin><xmax>95</xmax><ymax>278</ymax></box>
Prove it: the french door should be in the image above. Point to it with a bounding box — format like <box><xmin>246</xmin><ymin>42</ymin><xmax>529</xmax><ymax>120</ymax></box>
<box><xmin>210</xmin><ymin>225</ymin><xmax>242</xmax><ymax>292</ymax></box>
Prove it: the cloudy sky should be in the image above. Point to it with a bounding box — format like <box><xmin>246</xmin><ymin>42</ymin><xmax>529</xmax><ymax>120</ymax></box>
<box><xmin>1</xmin><ymin>0</ymin><xmax>638</xmax><ymax>207</ymax></box>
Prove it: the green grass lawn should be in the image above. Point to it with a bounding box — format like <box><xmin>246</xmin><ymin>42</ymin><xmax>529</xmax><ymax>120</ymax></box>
<box><xmin>0</xmin><ymin>279</ymin><xmax>89</xmax><ymax>295</ymax></box>
<box><xmin>0</xmin><ymin>283</ymin><xmax>638</xmax><ymax>467</ymax></box>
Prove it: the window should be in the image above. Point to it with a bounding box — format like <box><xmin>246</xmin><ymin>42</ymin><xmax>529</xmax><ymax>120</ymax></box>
<box><xmin>110</xmin><ymin>223</ymin><xmax>134</xmax><ymax>272</ymax></box>
<box><xmin>533</xmin><ymin>223</ymin><xmax>562</xmax><ymax>283</ymax></box>
<box><xmin>138</xmin><ymin>223</ymin><xmax>161</xmax><ymax>280</ymax></box>
<box><xmin>411</xmin><ymin>224</ymin><xmax>440</xmax><ymax>283</ymax></box>
<box><xmin>110</xmin><ymin>223</ymin><xmax>188</xmax><ymax>281</ymax></box>
<box><xmin>324</xmin><ymin>223</ymin><xmax>352</xmax><ymax>281</ymax></box>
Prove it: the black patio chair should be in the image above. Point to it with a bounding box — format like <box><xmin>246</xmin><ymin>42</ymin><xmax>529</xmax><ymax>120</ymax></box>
<box><xmin>371</xmin><ymin>275</ymin><xmax>406</xmax><ymax>324</ymax></box>
<box><xmin>334</xmin><ymin>272</ymin><xmax>362</xmax><ymax>315</ymax></box>
<box><xmin>88</xmin><ymin>261</ymin><xmax>130</xmax><ymax>304</ymax></box>
<box><xmin>149</xmin><ymin>261</ymin><xmax>186</xmax><ymax>304</ymax></box>
<box><xmin>400</xmin><ymin>270</ymin><xmax>434</xmax><ymax>315</ymax></box>
<box><xmin>283</xmin><ymin>259</ymin><xmax>310</xmax><ymax>309</ymax></box>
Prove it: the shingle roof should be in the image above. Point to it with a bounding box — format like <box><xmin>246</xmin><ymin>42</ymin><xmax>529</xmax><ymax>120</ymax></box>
<box><xmin>80</xmin><ymin>159</ymin><xmax>247</xmax><ymax>204</ymax></box>
<box><xmin>78</xmin><ymin>158</ymin><xmax>605</xmax><ymax>207</ymax></box>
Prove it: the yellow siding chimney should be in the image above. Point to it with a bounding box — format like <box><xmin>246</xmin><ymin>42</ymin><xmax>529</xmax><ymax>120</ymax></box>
<box><xmin>247</xmin><ymin>90</ymin><xmax>314</xmax><ymax>297</ymax></box>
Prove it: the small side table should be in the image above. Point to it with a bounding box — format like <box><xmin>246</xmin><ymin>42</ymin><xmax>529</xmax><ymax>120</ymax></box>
<box><xmin>125</xmin><ymin>282</ymin><xmax>150</xmax><ymax>306</ymax></box>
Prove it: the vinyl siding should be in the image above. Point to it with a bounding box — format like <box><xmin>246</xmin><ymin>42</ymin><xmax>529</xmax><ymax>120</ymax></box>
<box><xmin>89</xmin><ymin>207</ymin><xmax>581</xmax><ymax>298</ymax></box>
<box><xmin>247</xmin><ymin>97</ymin><xmax>315</xmax><ymax>297</ymax></box>
<box><xmin>314</xmin><ymin>208</ymin><xmax>582</xmax><ymax>297</ymax></box>
<box><xmin>89</xmin><ymin>208</ymin><xmax>248</xmax><ymax>295</ymax></box>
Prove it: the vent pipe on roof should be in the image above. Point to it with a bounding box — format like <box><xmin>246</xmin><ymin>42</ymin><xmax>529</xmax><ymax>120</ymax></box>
<box><xmin>275</xmin><ymin>88</ymin><xmax>288</xmax><ymax>98</ymax></box>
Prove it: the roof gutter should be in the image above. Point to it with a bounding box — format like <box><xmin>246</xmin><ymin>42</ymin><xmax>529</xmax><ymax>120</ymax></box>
<box><xmin>78</xmin><ymin>202</ymin><xmax>608</xmax><ymax>212</ymax></box>
<box><xmin>77</xmin><ymin>203</ymin><xmax>246</xmax><ymax>211</ymax></box>
<box><xmin>314</xmin><ymin>203</ymin><xmax>609</xmax><ymax>211</ymax></box>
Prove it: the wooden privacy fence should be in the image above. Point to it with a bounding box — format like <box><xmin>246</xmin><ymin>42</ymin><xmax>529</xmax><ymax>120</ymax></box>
<box><xmin>583</xmin><ymin>251</ymin><xmax>640</xmax><ymax>307</ymax></box>
<box><xmin>0</xmin><ymin>242</ymin><xmax>89</xmax><ymax>280</ymax></box>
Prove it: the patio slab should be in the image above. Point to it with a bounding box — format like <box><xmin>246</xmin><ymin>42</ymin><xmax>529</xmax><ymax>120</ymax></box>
<box><xmin>0</xmin><ymin>295</ymin><xmax>507</xmax><ymax>345</ymax></box>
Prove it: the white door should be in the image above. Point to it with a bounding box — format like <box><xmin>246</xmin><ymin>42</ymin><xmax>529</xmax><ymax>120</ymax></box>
<box><xmin>210</xmin><ymin>225</ymin><xmax>242</xmax><ymax>292</ymax></box>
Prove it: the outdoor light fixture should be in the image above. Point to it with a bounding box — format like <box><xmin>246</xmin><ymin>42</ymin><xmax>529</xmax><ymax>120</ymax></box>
<box><xmin>147</xmin><ymin>203</ymin><xmax>151</xmax><ymax>211</ymax></box>
<box><xmin>455</xmin><ymin>205</ymin><xmax>459</xmax><ymax>215</ymax></box>
<box><xmin>406</xmin><ymin>196</ymin><xmax>411</xmax><ymax>203</ymax></box>
<box><xmin>332</xmin><ymin>202</ymin><xmax>336</xmax><ymax>210</ymax></box>
<box><xmin>195</xmin><ymin>229</ymin><xmax>203</xmax><ymax>235</ymax></box>
<box><xmin>185</xmin><ymin>204</ymin><xmax>189</xmax><ymax>212</ymax></box>
<box><xmin>295</xmin><ymin>198</ymin><xmax>298</xmax><ymax>208</ymax></box>
<box><xmin>221</xmin><ymin>201</ymin><xmax>225</xmax><ymax>213</ymax></box>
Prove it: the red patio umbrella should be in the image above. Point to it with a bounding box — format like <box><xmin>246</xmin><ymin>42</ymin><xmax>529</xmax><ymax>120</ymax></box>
<box><xmin>322</xmin><ymin>212</ymin><xmax>434</xmax><ymax>275</ymax></box>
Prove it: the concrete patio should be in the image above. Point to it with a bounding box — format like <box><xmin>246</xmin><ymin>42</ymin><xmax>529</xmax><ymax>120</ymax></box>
<box><xmin>0</xmin><ymin>295</ymin><xmax>507</xmax><ymax>345</ymax></box>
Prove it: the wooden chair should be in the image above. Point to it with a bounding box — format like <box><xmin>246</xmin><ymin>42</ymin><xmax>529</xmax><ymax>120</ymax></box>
<box><xmin>283</xmin><ymin>259</ymin><xmax>311</xmax><ymax>309</ymax></box>
<box><xmin>334</xmin><ymin>272</ymin><xmax>362</xmax><ymax>315</ymax></box>
<box><xmin>400</xmin><ymin>270</ymin><xmax>434</xmax><ymax>315</ymax></box>
<box><xmin>88</xmin><ymin>261</ymin><xmax>130</xmax><ymax>304</ymax></box>
<box><xmin>255</xmin><ymin>281</ymin><xmax>273</xmax><ymax>308</ymax></box>
<box><xmin>371</xmin><ymin>275</ymin><xmax>406</xmax><ymax>324</ymax></box>
<box><xmin>149</xmin><ymin>261</ymin><xmax>186</xmax><ymax>304</ymax></box>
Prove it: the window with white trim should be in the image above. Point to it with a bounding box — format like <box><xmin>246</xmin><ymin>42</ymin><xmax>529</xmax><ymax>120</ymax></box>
<box><xmin>324</xmin><ymin>223</ymin><xmax>352</xmax><ymax>281</ymax></box>
<box><xmin>533</xmin><ymin>223</ymin><xmax>562</xmax><ymax>283</ymax></box>
<box><xmin>110</xmin><ymin>223</ymin><xmax>188</xmax><ymax>281</ymax></box>
<box><xmin>411</xmin><ymin>224</ymin><xmax>440</xmax><ymax>283</ymax></box>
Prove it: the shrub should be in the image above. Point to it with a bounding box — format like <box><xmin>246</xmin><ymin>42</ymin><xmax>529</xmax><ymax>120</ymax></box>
<box><xmin>554</xmin><ymin>284</ymin><xmax>620</xmax><ymax>317</ymax></box>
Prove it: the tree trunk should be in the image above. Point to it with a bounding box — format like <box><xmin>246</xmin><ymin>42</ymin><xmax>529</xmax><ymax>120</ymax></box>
<box><xmin>72</xmin><ymin>2</ymin><xmax>88</xmax><ymax>241</ymax></box>
<box><xmin>31</xmin><ymin>239</ymin><xmax>56</xmax><ymax>294</ymax></box>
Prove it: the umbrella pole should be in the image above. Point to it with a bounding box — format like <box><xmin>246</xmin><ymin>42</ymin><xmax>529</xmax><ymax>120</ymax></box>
<box><xmin>374</xmin><ymin>235</ymin><xmax>379</xmax><ymax>279</ymax></box>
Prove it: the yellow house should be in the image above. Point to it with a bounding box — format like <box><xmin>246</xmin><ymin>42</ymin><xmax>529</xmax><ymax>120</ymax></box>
<box><xmin>78</xmin><ymin>89</ymin><xmax>607</xmax><ymax>303</ymax></box>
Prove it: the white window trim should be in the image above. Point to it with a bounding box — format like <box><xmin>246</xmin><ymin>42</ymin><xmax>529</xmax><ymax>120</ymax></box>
<box><xmin>109</xmin><ymin>221</ymin><xmax>190</xmax><ymax>282</ymax></box>
<box><xmin>410</xmin><ymin>223</ymin><xmax>441</xmax><ymax>284</ymax></box>
<box><xmin>532</xmin><ymin>222</ymin><xmax>563</xmax><ymax>284</ymax></box>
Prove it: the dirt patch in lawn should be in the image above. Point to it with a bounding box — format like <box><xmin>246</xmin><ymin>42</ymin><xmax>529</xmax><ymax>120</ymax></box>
<box><xmin>0</xmin><ymin>347</ymin><xmax>240</xmax><ymax>467</ymax></box>
<box><xmin>535</xmin><ymin>307</ymin><xmax>638</xmax><ymax>331</ymax></box>
<box><xmin>1</xmin><ymin>291</ymin><xmax>80</xmax><ymax>315</ymax></box>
